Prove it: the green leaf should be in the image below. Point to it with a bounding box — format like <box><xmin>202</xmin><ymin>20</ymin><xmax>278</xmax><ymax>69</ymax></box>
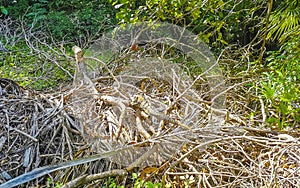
<box><xmin>0</xmin><ymin>6</ymin><xmax>8</xmax><ymax>15</ymax></box>
<box><xmin>116</xmin><ymin>10</ymin><xmax>126</xmax><ymax>19</ymax></box>
<box><xmin>132</xmin><ymin>173</ymin><xmax>138</xmax><ymax>180</ymax></box>
<box><xmin>278</xmin><ymin>101</ymin><xmax>290</xmax><ymax>115</ymax></box>
<box><xmin>266</xmin><ymin>117</ymin><xmax>280</xmax><ymax>124</ymax></box>
<box><xmin>26</xmin><ymin>12</ymin><xmax>36</xmax><ymax>17</ymax></box>
<box><xmin>261</xmin><ymin>82</ymin><xmax>275</xmax><ymax>100</ymax></box>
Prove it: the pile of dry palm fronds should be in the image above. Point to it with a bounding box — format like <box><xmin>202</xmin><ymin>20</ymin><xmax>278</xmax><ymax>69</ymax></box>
<box><xmin>0</xmin><ymin>58</ymin><xmax>300</xmax><ymax>187</ymax></box>
<box><xmin>1</xmin><ymin>43</ymin><xmax>300</xmax><ymax>187</ymax></box>
<box><xmin>0</xmin><ymin>77</ymin><xmax>93</xmax><ymax>186</ymax></box>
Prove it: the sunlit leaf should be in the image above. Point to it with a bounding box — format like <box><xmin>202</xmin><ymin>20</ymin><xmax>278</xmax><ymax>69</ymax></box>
<box><xmin>0</xmin><ymin>6</ymin><xmax>8</xmax><ymax>15</ymax></box>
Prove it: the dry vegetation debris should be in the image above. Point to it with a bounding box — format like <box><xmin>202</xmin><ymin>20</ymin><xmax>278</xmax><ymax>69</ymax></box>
<box><xmin>1</xmin><ymin>54</ymin><xmax>300</xmax><ymax>187</ymax></box>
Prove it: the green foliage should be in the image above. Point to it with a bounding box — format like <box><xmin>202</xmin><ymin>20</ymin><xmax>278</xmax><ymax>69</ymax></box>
<box><xmin>110</xmin><ymin>0</ymin><xmax>265</xmax><ymax>50</ymax></box>
<box><xmin>0</xmin><ymin>42</ymin><xmax>73</xmax><ymax>90</ymax></box>
<box><xmin>101</xmin><ymin>173</ymin><xmax>162</xmax><ymax>188</ymax></box>
<box><xmin>267</xmin><ymin>0</ymin><xmax>300</xmax><ymax>43</ymax></box>
<box><xmin>5</xmin><ymin>0</ymin><xmax>117</xmax><ymax>41</ymax></box>
<box><xmin>260</xmin><ymin>36</ymin><xmax>300</xmax><ymax>128</ymax></box>
<box><xmin>46</xmin><ymin>177</ymin><xmax>63</xmax><ymax>188</ymax></box>
<box><xmin>105</xmin><ymin>177</ymin><xmax>124</xmax><ymax>188</ymax></box>
<box><xmin>3</xmin><ymin>0</ymin><xmax>30</xmax><ymax>18</ymax></box>
<box><xmin>25</xmin><ymin>0</ymin><xmax>48</xmax><ymax>25</ymax></box>
<box><xmin>0</xmin><ymin>6</ymin><xmax>8</xmax><ymax>15</ymax></box>
<box><xmin>44</xmin><ymin>0</ymin><xmax>117</xmax><ymax>40</ymax></box>
<box><xmin>132</xmin><ymin>173</ymin><xmax>161</xmax><ymax>188</ymax></box>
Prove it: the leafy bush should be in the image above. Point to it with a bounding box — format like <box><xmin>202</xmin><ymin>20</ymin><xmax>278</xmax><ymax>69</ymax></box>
<box><xmin>110</xmin><ymin>0</ymin><xmax>265</xmax><ymax>50</ymax></box>
<box><xmin>260</xmin><ymin>36</ymin><xmax>300</xmax><ymax>128</ymax></box>
<box><xmin>267</xmin><ymin>0</ymin><xmax>300</xmax><ymax>43</ymax></box>
<box><xmin>4</xmin><ymin>0</ymin><xmax>117</xmax><ymax>41</ymax></box>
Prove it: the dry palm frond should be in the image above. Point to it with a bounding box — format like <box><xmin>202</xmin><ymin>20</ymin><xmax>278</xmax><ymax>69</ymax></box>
<box><xmin>68</xmin><ymin>50</ymin><xmax>211</xmax><ymax>167</ymax></box>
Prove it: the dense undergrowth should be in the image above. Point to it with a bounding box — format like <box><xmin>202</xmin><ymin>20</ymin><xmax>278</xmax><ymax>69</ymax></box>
<box><xmin>0</xmin><ymin>42</ymin><xmax>73</xmax><ymax>90</ymax></box>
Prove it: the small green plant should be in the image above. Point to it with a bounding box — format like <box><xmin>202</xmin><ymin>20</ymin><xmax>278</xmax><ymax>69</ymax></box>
<box><xmin>46</xmin><ymin>177</ymin><xmax>63</xmax><ymax>188</ymax></box>
<box><xmin>132</xmin><ymin>173</ymin><xmax>161</xmax><ymax>188</ymax></box>
<box><xmin>105</xmin><ymin>177</ymin><xmax>125</xmax><ymax>188</ymax></box>
<box><xmin>0</xmin><ymin>5</ymin><xmax>8</xmax><ymax>15</ymax></box>
<box><xmin>25</xmin><ymin>0</ymin><xmax>48</xmax><ymax>25</ymax></box>
<box><xmin>259</xmin><ymin>36</ymin><xmax>300</xmax><ymax>129</ymax></box>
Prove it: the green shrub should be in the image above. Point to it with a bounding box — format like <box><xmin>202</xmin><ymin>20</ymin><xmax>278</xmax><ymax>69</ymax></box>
<box><xmin>109</xmin><ymin>0</ymin><xmax>265</xmax><ymax>51</ymax></box>
<box><xmin>260</xmin><ymin>36</ymin><xmax>300</xmax><ymax>128</ymax></box>
<box><xmin>5</xmin><ymin>0</ymin><xmax>117</xmax><ymax>41</ymax></box>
